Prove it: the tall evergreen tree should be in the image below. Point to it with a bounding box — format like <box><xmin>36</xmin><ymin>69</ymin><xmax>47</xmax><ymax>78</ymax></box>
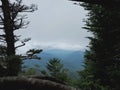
<box><xmin>0</xmin><ymin>0</ymin><xmax>37</xmax><ymax>76</ymax></box>
<box><xmin>45</xmin><ymin>58</ymin><xmax>70</xmax><ymax>82</ymax></box>
<box><xmin>0</xmin><ymin>0</ymin><xmax>37</xmax><ymax>56</ymax></box>
<box><xmin>71</xmin><ymin>0</ymin><xmax>120</xmax><ymax>89</ymax></box>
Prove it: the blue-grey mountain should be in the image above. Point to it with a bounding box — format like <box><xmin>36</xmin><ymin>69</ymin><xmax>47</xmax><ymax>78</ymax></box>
<box><xmin>23</xmin><ymin>49</ymin><xmax>84</xmax><ymax>72</ymax></box>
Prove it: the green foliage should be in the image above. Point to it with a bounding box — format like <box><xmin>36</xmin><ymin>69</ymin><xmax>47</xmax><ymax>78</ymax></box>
<box><xmin>6</xmin><ymin>55</ymin><xmax>22</xmax><ymax>76</ymax></box>
<box><xmin>23</xmin><ymin>68</ymin><xmax>36</xmax><ymax>75</ymax></box>
<box><xmin>47</xmin><ymin>58</ymin><xmax>63</xmax><ymax>77</ymax></box>
<box><xmin>20</xmin><ymin>64</ymin><xmax>43</xmax><ymax>76</ymax></box>
<box><xmin>77</xmin><ymin>2</ymin><xmax>120</xmax><ymax>90</ymax></box>
<box><xmin>0</xmin><ymin>48</ymin><xmax>43</xmax><ymax>77</ymax></box>
<box><xmin>45</xmin><ymin>58</ymin><xmax>70</xmax><ymax>82</ymax></box>
<box><xmin>26</xmin><ymin>49</ymin><xmax>43</xmax><ymax>59</ymax></box>
<box><xmin>40</xmin><ymin>70</ymin><xmax>49</xmax><ymax>76</ymax></box>
<box><xmin>0</xmin><ymin>55</ymin><xmax>22</xmax><ymax>76</ymax></box>
<box><xmin>0</xmin><ymin>45</ymin><xmax>7</xmax><ymax>56</ymax></box>
<box><xmin>0</xmin><ymin>0</ymin><xmax>37</xmax><ymax>77</ymax></box>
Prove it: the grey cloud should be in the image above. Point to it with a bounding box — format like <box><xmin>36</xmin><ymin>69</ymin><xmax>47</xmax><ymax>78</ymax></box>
<box><xmin>16</xmin><ymin>0</ymin><xmax>92</xmax><ymax>52</ymax></box>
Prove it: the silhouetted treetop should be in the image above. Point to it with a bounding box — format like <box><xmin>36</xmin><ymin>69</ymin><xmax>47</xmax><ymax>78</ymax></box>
<box><xmin>70</xmin><ymin>0</ymin><xmax>120</xmax><ymax>6</ymax></box>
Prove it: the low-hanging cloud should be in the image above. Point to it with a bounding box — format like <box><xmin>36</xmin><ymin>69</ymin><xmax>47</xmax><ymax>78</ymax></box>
<box><xmin>17</xmin><ymin>41</ymin><xmax>86</xmax><ymax>54</ymax></box>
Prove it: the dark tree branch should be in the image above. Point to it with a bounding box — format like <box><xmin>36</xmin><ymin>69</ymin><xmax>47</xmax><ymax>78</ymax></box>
<box><xmin>15</xmin><ymin>38</ymin><xmax>31</xmax><ymax>49</ymax></box>
<box><xmin>15</xmin><ymin>41</ymin><xmax>25</xmax><ymax>49</ymax></box>
<box><xmin>9</xmin><ymin>0</ymin><xmax>37</xmax><ymax>31</ymax></box>
<box><xmin>69</xmin><ymin>0</ymin><xmax>120</xmax><ymax>6</ymax></box>
<box><xmin>0</xmin><ymin>27</ymin><xmax>4</xmax><ymax>29</ymax></box>
<box><xmin>0</xmin><ymin>15</ymin><xmax>4</xmax><ymax>22</ymax></box>
<box><xmin>0</xmin><ymin>0</ymin><xmax>37</xmax><ymax>56</ymax></box>
<box><xmin>0</xmin><ymin>34</ymin><xmax>5</xmax><ymax>37</ymax></box>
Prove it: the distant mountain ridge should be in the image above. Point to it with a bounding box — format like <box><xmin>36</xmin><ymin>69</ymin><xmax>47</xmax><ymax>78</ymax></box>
<box><xmin>23</xmin><ymin>49</ymin><xmax>85</xmax><ymax>72</ymax></box>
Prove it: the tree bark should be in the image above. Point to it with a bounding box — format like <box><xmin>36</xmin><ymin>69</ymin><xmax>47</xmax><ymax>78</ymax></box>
<box><xmin>0</xmin><ymin>76</ymin><xmax>80</xmax><ymax>90</ymax></box>
<box><xmin>1</xmin><ymin>0</ymin><xmax>15</xmax><ymax>56</ymax></box>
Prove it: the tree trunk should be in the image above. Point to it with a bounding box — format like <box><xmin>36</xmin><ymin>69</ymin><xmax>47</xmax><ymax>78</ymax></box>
<box><xmin>1</xmin><ymin>0</ymin><xmax>15</xmax><ymax>56</ymax></box>
<box><xmin>0</xmin><ymin>76</ymin><xmax>80</xmax><ymax>90</ymax></box>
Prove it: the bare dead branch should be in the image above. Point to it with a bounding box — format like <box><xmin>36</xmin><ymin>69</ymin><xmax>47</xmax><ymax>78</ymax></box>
<box><xmin>15</xmin><ymin>38</ymin><xmax>31</xmax><ymax>49</ymax></box>
<box><xmin>15</xmin><ymin>41</ymin><xmax>25</xmax><ymax>49</ymax></box>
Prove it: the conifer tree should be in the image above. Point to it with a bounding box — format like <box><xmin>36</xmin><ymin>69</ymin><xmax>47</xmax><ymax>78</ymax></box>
<box><xmin>0</xmin><ymin>0</ymin><xmax>37</xmax><ymax>56</ymax></box>
<box><xmin>0</xmin><ymin>0</ymin><xmax>37</xmax><ymax>76</ymax></box>
<box><xmin>46</xmin><ymin>58</ymin><xmax>70</xmax><ymax>82</ymax></box>
<box><xmin>71</xmin><ymin>0</ymin><xmax>120</xmax><ymax>89</ymax></box>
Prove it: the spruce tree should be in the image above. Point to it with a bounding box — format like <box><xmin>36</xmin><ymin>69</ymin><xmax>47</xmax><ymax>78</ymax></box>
<box><xmin>71</xmin><ymin>0</ymin><xmax>120</xmax><ymax>89</ymax></box>
<box><xmin>0</xmin><ymin>0</ymin><xmax>37</xmax><ymax>76</ymax></box>
<box><xmin>46</xmin><ymin>58</ymin><xmax>70</xmax><ymax>82</ymax></box>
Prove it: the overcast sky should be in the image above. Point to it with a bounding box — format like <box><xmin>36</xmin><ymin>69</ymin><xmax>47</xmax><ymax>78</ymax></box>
<box><xmin>16</xmin><ymin>0</ymin><xmax>91</xmax><ymax>53</ymax></box>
